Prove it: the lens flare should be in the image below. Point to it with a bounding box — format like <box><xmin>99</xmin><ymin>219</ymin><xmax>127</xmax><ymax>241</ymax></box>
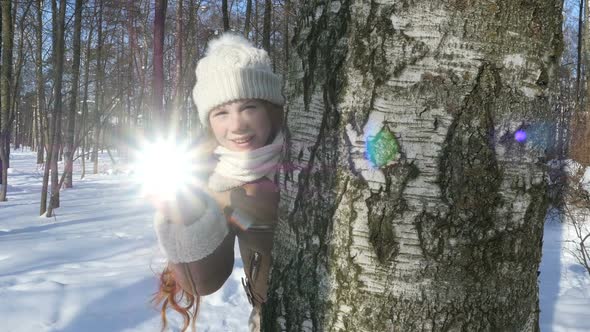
<box><xmin>514</xmin><ymin>130</ymin><xmax>527</xmax><ymax>142</ymax></box>
<box><xmin>132</xmin><ymin>139</ymin><xmax>199</xmax><ymax>201</ymax></box>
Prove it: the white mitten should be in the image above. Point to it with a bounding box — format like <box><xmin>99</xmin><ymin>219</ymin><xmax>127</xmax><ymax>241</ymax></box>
<box><xmin>154</xmin><ymin>190</ymin><xmax>228</xmax><ymax>263</ymax></box>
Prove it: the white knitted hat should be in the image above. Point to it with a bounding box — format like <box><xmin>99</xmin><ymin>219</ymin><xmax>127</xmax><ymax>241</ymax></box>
<box><xmin>192</xmin><ymin>33</ymin><xmax>284</xmax><ymax>128</ymax></box>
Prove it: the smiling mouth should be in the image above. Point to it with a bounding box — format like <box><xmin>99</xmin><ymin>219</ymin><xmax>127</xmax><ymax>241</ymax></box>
<box><xmin>231</xmin><ymin>136</ymin><xmax>254</xmax><ymax>144</ymax></box>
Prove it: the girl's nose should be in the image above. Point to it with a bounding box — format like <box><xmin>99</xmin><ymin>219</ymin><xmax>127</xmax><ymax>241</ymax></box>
<box><xmin>229</xmin><ymin>112</ymin><xmax>247</xmax><ymax>132</ymax></box>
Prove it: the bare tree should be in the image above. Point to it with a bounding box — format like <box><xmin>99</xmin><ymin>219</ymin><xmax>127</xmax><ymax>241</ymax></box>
<box><xmin>38</xmin><ymin>0</ymin><xmax>51</xmax><ymax>215</ymax></box>
<box><xmin>64</xmin><ymin>0</ymin><xmax>85</xmax><ymax>188</ymax></box>
<box><xmin>46</xmin><ymin>0</ymin><xmax>67</xmax><ymax>217</ymax></box>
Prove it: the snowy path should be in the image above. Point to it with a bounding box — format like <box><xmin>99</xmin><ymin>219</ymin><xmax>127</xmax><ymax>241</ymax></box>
<box><xmin>0</xmin><ymin>149</ymin><xmax>589</xmax><ymax>331</ymax></box>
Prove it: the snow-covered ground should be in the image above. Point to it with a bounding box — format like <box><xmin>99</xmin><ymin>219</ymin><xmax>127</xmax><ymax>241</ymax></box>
<box><xmin>540</xmin><ymin>208</ymin><xmax>590</xmax><ymax>332</ymax></box>
<box><xmin>0</xmin><ymin>149</ymin><xmax>250</xmax><ymax>332</ymax></box>
<box><xmin>0</xmin><ymin>149</ymin><xmax>589</xmax><ymax>331</ymax></box>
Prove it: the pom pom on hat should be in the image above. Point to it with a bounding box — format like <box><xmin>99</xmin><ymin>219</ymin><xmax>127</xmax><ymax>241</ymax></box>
<box><xmin>192</xmin><ymin>33</ymin><xmax>284</xmax><ymax>128</ymax></box>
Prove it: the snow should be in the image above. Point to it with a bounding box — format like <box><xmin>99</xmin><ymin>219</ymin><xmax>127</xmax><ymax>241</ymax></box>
<box><xmin>0</xmin><ymin>149</ymin><xmax>589</xmax><ymax>331</ymax></box>
<box><xmin>0</xmin><ymin>149</ymin><xmax>250</xmax><ymax>332</ymax></box>
<box><xmin>540</xmin><ymin>208</ymin><xmax>590</xmax><ymax>332</ymax></box>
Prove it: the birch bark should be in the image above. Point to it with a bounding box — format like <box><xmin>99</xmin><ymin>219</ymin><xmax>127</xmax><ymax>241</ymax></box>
<box><xmin>264</xmin><ymin>1</ymin><xmax>563</xmax><ymax>331</ymax></box>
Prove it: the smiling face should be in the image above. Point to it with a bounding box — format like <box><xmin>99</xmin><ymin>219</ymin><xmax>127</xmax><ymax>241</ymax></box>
<box><xmin>208</xmin><ymin>99</ymin><xmax>273</xmax><ymax>152</ymax></box>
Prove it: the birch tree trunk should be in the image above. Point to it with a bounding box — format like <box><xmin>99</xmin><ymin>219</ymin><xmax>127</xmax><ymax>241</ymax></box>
<box><xmin>264</xmin><ymin>1</ymin><xmax>563</xmax><ymax>331</ymax></box>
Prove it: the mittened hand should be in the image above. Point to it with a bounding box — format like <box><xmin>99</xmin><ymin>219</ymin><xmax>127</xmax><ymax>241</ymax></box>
<box><xmin>205</xmin><ymin>189</ymin><xmax>231</xmax><ymax>212</ymax></box>
<box><xmin>153</xmin><ymin>188</ymin><xmax>221</xmax><ymax>226</ymax></box>
<box><xmin>228</xmin><ymin>178</ymin><xmax>279</xmax><ymax>229</ymax></box>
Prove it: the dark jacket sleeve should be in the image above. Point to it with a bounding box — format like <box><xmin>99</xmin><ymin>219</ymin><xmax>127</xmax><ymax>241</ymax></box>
<box><xmin>167</xmin><ymin>232</ymin><xmax>235</xmax><ymax>296</ymax></box>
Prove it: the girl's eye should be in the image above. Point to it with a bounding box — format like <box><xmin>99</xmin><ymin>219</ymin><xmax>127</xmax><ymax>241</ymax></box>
<box><xmin>213</xmin><ymin>111</ymin><xmax>228</xmax><ymax>117</ymax></box>
<box><xmin>243</xmin><ymin>105</ymin><xmax>256</xmax><ymax>110</ymax></box>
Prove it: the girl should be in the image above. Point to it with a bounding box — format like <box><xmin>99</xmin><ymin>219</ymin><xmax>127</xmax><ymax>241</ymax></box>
<box><xmin>152</xmin><ymin>34</ymin><xmax>284</xmax><ymax>332</ymax></box>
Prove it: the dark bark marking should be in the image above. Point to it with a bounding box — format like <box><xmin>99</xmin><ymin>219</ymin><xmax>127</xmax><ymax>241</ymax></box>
<box><xmin>365</xmin><ymin>161</ymin><xmax>419</xmax><ymax>264</ymax></box>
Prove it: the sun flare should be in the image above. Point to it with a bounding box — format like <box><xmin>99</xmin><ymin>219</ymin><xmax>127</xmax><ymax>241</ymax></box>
<box><xmin>132</xmin><ymin>139</ymin><xmax>202</xmax><ymax>201</ymax></box>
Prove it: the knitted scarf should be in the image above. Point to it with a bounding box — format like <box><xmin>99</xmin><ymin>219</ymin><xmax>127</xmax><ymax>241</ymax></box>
<box><xmin>208</xmin><ymin>132</ymin><xmax>284</xmax><ymax>191</ymax></box>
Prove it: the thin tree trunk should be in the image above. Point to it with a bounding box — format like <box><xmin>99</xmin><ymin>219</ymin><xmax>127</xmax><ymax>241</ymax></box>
<box><xmin>283</xmin><ymin>0</ymin><xmax>290</xmax><ymax>63</ymax></box>
<box><xmin>14</xmin><ymin>105</ymin><xmax>19</xmax><ymax>151</ymax></box>
<box><xmin>135</xmin><ymin>2</ymin><xmax>149</xmax><ymax>130</ymax></box>
<box><xmin>64</xmin><ymin>0</ymin><xmax>84</xmax><ymax>188</ymax></box>
<box><xmin>0</xmin><ymin>0</ymin><xmax>13</xmax><ymax>201</ymax></box>
<box><xmin>222</xmin><ymin>0</ymin><xmax>230</xmax><ymax>32</ymax></box>
<box><xmin>264</xmin><ymin>1</ymin><xmax>563</xmax><ymax>330</ymax></box>
<box><xmin>262</xmin><ymin>0</ymin><xmax>271</xmax><ymax>52</ymax></box>
<box><xmin>37</xmin><ymin>109</ymin><xmax>45</xmax><ymax>165</ymax></box>
<box><xmin>81</xmin><ymin>135</ymin><xmax>86</xmax><ymax>178</ymax></box>
<box><xmin>92</xmin><ymin>0</ymin><xmax>104</xmax><ymax>174</ymax></box>
<box><xmin>254</xmin><ymin>0</ymin><xmax>259</xmax><ymax>45</ymax></box>
<box><xmin>153</xmin><ymin>0</ymin><xmax>167</xmax><ymax>130</ymax></box>
<box><xmin>125</xmin><ymin>0</ymin><xmax>136</xmax><ymax>158</ymax></box>
<box><xmin>47</xmin><ymin>0</ymin><xmax>67</xmax><ymax>217</ymax></box>
<box><xmin>172</xmin><ymin>0</ymin><xmax>183</xmax><ymax>135</ymax></box>
<box><xmin>185</xmin><ymin>0</ymin><xmax>199</xmax><ymax>138</ymax></box>
<box><xmin>32</xmin><ymin>105</ymin><xmax>37</xmax><ymax>151</ymax></box>
<box><xmin>39</xmin><ymin>0</ymin><xmax>51</xmax><ymax>215</ymax></box>
<box><xmin>78</xmin><ymin>15</ymin><xmax>93</xmax><ymax>180</ymax></box>
<box><xmin>577</xmin><ymin>0</ymin><xmax>585</xmax><ymax>109</ymax></box>
<box><xmin>35</xmin><ymin>0</ymin><xmax>45</xmax><ymax>169</ymax></box>
<box><xmin>13</xmin><ymin>102</ymin><xmax>19</xmax><ymax>149</ymax></box>
<box><xmin>26</xmin><ymin>105</ymin><xmax>33</xmax><ymax>149</ymax></box>
<box><xmin>35</xmin><ymin>0</ymin><xmax>51</xmax><ymax>215</ymax></box>
<box><xmin>244</xmin><ymin>0</ymin><xmax>252</xmax><ymax>38</ymax></box>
